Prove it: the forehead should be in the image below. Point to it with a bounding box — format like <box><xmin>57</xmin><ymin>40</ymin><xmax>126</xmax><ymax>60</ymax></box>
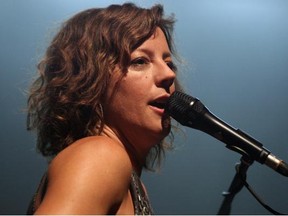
<box><xmin>133</xmin><ymin>27</ymin><xmax>171</xmax><ymax>55</ymax></box>
<box><xmin>146</xmin><ymin>27</ymin><xmax>167</xmax><ymax>44</ymax></box>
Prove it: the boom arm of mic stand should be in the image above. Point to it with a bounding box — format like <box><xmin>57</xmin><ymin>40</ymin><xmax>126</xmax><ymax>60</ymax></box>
<box><xmin>217</xmin><ymin>156</ymin><xmax>254</xmax><ymax>215</ymax></box>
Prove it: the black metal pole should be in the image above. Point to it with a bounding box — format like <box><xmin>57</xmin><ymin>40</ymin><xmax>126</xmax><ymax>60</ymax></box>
<box><xmin>217</xmin><ymin>156</ymin><xmax>254</xmax><ymax>215</ymax></box>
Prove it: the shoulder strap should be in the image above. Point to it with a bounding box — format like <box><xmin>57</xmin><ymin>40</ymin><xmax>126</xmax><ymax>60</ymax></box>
<box><xmin>130</xmin><ymin>170</ymin><xmax>154</xmax><ymax>215</ymax></box>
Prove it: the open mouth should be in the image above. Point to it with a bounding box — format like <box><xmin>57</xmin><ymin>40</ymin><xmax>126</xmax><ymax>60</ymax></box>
<box><xmin>149</xmin><ymin>101</ymin><xmax>166</xmax><ymax>109</ymax></box>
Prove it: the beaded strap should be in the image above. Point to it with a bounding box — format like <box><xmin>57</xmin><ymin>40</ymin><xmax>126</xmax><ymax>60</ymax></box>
<box><xmin>130</xmin><ymin>171</ymin><xmax>154</xmax><ymax>215</ymax></box>
<box><xmin>27</xmin><ymin>170</ymin><xmax>154</xmax><ymax>215</ymax></box>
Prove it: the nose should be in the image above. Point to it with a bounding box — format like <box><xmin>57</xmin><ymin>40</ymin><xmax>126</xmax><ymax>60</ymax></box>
<box><xmin>155</xmin><ymin>62</ymin><xmax>176</xmax><ymax>92</ymax></box>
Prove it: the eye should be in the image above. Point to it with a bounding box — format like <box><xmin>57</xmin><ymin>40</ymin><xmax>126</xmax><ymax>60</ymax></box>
<box><xmin>131</xmin><ymin>57</ymin><xmax>148</xmax><ymax>66</ymax></box>
<box><xmin>129</xmin><ymin>57</ymin><xmax>150</xmax><ymax>70</ymax></box>
<box><xmin>166</xmin><ymin>61</ymin><xmax>177</xmax><ymax>72</ymax></box>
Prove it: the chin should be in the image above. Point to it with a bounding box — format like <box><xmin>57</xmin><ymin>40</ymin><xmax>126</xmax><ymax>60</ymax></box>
<box><xmin>159</xmin><ymin>125</ymin><xmax>172</xmax><ymax>140</ymax></box>
<box><xmin>148</xmin><ymin>126</ymin><xmax>170</xmax><ymax>145</ymax></box>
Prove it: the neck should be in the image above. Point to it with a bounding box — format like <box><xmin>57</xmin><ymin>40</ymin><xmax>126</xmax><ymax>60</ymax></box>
<box><xmin>101</xmin><ymin>125</ymin><xmax>148</xmax><ymax>176</ymax></box>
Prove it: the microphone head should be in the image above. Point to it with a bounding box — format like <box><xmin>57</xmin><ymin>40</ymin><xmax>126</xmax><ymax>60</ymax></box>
<box><xmin>165</xmin><ymin>91</ymin><xmax>204</xmax><ymax>126</ymax></box>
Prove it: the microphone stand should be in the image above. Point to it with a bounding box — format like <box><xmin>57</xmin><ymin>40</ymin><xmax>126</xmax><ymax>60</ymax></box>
<box><xmin>217</xmin><ymin>156</ymin><xmax>254</xmax><ymax>215</ymax></box>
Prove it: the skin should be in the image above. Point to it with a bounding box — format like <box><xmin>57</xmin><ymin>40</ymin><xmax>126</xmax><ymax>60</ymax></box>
<box><xmin>34</xmin><ymin>27</ymin><xmax>176</xmax><ymax>215</ymax></box>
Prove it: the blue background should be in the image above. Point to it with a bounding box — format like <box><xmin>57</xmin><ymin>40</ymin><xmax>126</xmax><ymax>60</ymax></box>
<box><xmin>1</xmin><ymin>0</ymin><xmax>288</xmax><ymax>214</ymax></box>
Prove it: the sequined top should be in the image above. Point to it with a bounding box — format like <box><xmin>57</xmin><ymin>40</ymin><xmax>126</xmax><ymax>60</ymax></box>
<box><xmin>130</xmin><ymin>170</ymin><xmax>154</xmax><ymax>215</ymax></box>
<box><xmin>27</xmin><ymin>171</ymin><xmax>154</xmax><ymax>215</ymax></box>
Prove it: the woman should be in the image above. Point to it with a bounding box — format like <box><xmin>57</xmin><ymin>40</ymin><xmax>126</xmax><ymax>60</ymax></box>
<box><xmin>27</xmin><ymin>3</ymin><xmax>180</xmax><ymax>214</ymax></box>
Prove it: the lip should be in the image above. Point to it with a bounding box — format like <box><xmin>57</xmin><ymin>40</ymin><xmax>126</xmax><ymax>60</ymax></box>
<box><xmin>149</xmin><ymin>105</ymin><xmax>165</xmax><ymax>115</ymax></box>
<box><xmin>150</xmin><ymin>94</ymin><xmax>170</xmax><ymax>103</ymax></box>
<box><xmin>148</xmin><ymin>94</ymin><xmax>170</xmax><ymax>115</ymax></box>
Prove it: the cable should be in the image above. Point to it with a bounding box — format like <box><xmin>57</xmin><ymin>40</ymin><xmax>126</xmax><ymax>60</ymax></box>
<box><xmin>237</xmin><ymin>168</ymin><xmax>286</xmax><ymax>215</ymax></box>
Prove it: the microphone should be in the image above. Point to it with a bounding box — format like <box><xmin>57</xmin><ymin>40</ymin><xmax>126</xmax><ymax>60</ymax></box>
<box><xmin>165</xmin><ymin>91</ymin><xmax>288</xmax><ymax>177</ymax></box>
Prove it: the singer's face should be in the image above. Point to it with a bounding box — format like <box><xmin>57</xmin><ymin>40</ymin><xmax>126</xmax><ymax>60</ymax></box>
<box><xmin>104</xmin><ymin>27</ymin><xmax>176</xmax><ymax>151</ymax></box>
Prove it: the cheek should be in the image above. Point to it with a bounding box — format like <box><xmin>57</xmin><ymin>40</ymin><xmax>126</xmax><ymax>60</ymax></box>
<box><xmin>105</xmin><ymin>71</ymin><xmax>150</xmax><ymax>110</ymax></box>
<box><xmin>108</xmin><ymin>79</ymin><xmax>143</xmax><ymax>108</ymax></box>
<box><xmin>120</xmin><ymin>75</ymin><xmax>149</xmax><ymax>97</ymax></box>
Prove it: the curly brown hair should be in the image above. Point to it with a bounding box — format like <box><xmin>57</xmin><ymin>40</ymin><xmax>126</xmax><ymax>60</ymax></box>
<box><xmin>27</xmin><ymin>3</ymin><xmax>179</xmax><ymax>168</ymax></box>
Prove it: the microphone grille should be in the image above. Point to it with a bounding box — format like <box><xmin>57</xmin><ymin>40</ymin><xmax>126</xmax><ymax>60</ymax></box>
<box><xmin>165</xmin><ymin>91</ymin><xmax>200</xmax><ymax>125</ymax></box>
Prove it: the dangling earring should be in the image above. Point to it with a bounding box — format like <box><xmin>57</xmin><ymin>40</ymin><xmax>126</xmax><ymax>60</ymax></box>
<box><xmin>98</xmin><ymin>103</ymin><xmax>104</xmax><ymax>119</ymax></box>
<box><xmin>94</xmin><ymin>103</ymin><xmax>104</xmax><ymax>135</ymax></box>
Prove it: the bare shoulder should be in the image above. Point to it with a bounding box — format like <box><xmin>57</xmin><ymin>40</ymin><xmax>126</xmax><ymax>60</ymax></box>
<box><xmin>50</xmin><ymin>136</ymin><xmax>133</xmax><ymax>178</ymax></box>
<box><xmin>36</xmin><ymin>136</ymin><xmax>133</xmax><ymax>214</ymax></box>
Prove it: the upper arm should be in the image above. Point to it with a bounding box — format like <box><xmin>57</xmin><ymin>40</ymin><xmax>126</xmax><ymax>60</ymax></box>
<box><xmin>34</xmin><ymin>136</ymin><xmax>132</xmax><ymax>215</ymax></box>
